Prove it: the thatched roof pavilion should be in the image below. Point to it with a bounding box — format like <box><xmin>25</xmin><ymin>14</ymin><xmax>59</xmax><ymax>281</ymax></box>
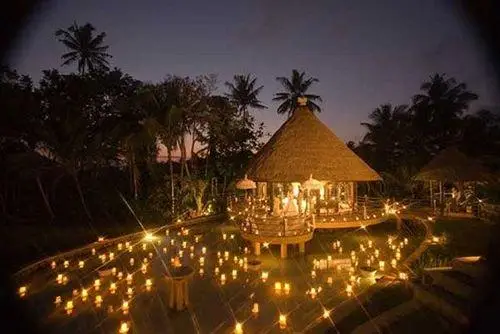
<box><xmin>414</xmin><ymin>147</ymin><xmax>490</xmax><ymax>182</ymax></box>
<box><xmin>246</xmin><ymin>103</ymin><xmax>381</xmax><ymax>182</ymax></box>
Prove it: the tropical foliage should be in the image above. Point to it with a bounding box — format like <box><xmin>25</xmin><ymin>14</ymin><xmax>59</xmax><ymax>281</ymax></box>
<box><xmin>274</xmin><ymin>69</ymin><xmax>322</xmax><ymax>116</ymax></box>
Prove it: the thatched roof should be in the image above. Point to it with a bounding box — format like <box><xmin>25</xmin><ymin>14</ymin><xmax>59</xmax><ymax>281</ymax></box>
<box><xmin>414</xmin><ymin>147</ymin><xmax>490</xmax><ymax>182</ymax></box>
<box><xmin>246</xmin><ymin>104</ymin><xmax>381</xmax><ymax>182</ymax></box>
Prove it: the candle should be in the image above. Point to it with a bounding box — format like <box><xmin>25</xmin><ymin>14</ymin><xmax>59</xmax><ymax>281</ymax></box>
<box><xmin>78</xmin><ymin>260</ymin><xmax>85</xmax><ymax>269</ymax></box>
<box><xmin>252</xmin><ymin>302</ymin><xmax>259</xmax><ymax>315</ymax></box>
<box><xmin>126</xmin><ymin>274</ymin><xmax>133</xmax><ymax>285</ymax></box>
<box><xmin>279</xmin><ymin>314</ymin><xmax>287</xmax><ymax>329</ymax></box>
<box><xmin>327</xmin><ymin>276</ymin><xmax>333</xmax><ymax>285</ymax></box>
<box><xmin>117</xmin><ymin>271</ymin><xmax>123</xmax><ymax>280</ymax></box>
<box><xmin>18</xmin><ymin>286</ymin><xmax>27</xmax><ymax>298</ymax></box>
<box><xmin>81</xmin><ymin>288</ymin><xmax>88</xmax><ymax>301</ymax></box>
<box><xmin>284</xmin><ymin>283</ymin><xmax>290</xmax><ymax>295</ymax></box>
<box><xmin>199</xmin><ymin>268</ymin><xmax>204</xmax><ymax>276</ymax></box>
<box><xmin>57</xmin><ymin>274</ymin><xmax>63</xmax><ymax>284</ymax></box>
<box><xmin>119</xmin><ymin>322</ymin><xmax>130</xmax><ymax>334</ymax></box>
<box><xmin>232</xmin><ymin>269</ymin><xmax>237</xmax><ymax>279</ymax></box>
<box><xmin>127</xmin><ymin>287</ymin><xmax>133</xmax><ymax>297</ymax></box>
<box><xmin>215</xmin><ymin>267</ymin><xmax>220</xmax><ymax>274</ymax></box>
<box><xmin>148</xmin><ymin>252</ymin><xmax>153</xmax><ymax>259</ymax></box>
<box><xmin>51</xmin><ymin>261</ymin><xmax>56</xmax><ymax>269</ymax></box>
<box><xmin>391</xmin><ymin>258</ymin><xmax>397</xmax><ymax>268</ymax></box>
<box><xmin>221</xmin><ymin>274</ymin><xmax>226</xmax><ymax>285</ymax></box>
<box><xmin>274</xmin><ymin>282</ymin><xmax>282</xmax><ymax>293</ymax></box>
<box><xmin>110</xmin><ymin>282</ymin><xmax>117</xmax><ymax>294</ymax></box>
<box><xmin>404</xmin><ymin>237</ymin><xmax>408</xmax><ymax>245</ymax></box>
<box><xmin>261</xmin><ymin>271</ymin><xmax>268</xmax><ymax>282</ymax></box>
<box><xmin>95</xmin><ymin>295</ymin><xmax>103</xmax><ymax>307</ymax></box>
<box><xmin>122</xmin><ymin>301</ymin><xmax>129</xmax><ymax>315</ymax></box>
<box><xmin>311</xmin><ymin>270</ymin><xmax>316</xmax><ymax>279</ymax></box>
<box><xmin>109</xmin><ymin>252</ymin><xmax>115</xmax><ymax>260</ymax></box>
<box><xmin>202</xmin><ymin>247</ymin><xmax>207</xmax><ymax>254</ymax></box>
<box><xmin>310</xmin><ymin>288</ymin><xmax>317</xmax><ymax>299</ymax></box>
<box><xmin>112</xmin><ymin>267</ymin><xmax>117</xmax><ymax>276</ymax></box>
<box><xmin>199</xmin><ymin>257</ymin><xmax>205</xmax><ymax>266</ymax></box>
<box><xmin>65</xmin><ymin>301</ymin><xmax>74</xmax><ymax>315</ymax></box>
<box><xmin>64</xmin><ymin>260</ymin><xmax>69</xmax><ymax>268</ymax></box>
<box><xmin>92</xmin><ymin>248</ymin><xmax>96</xmax><ymax>255</ymax></box>
<box><xmin>379</xmin><ymin>260</ymin><xmax>385</xmax><ymax>271</ymax></box>
<box><xmin>235</xmin><ymin>322</ymin><xmax>243</xmax><ymax>334</ymax></box>
<box><xmin>224</xmin><ymin>251</ymin><xmax>229</xmax><ymax>259</ymax></box>
<box><xmin>142</xmin><ymin>243</ymin><xmax>147</xmax><ymax>250</ymax></box>
<box><xmin>55</xmin><ymin>295</ymin><xmax>62</xmax><ymax>306</ymax></box>
<box><xmin>346</xmin><ymin>284</ymin><xmax>353</xmax><ymax>296</ymax></box>
<box><xmin>128</xmin><ymin>245</ymin><xmax>133</xmax><ymax>253</ymax></box>
<box><xmin>323</xmin><ymin>309</ymin><xmax>330</xmax><ymax>319</ymax></box>
<box><xmin>223</xmin><ymin>233</ymin><xmax>227</xmax><ymax>240</ymax></box>
<box><xmin>94</xmin><ymin>279</ymin><xmax>101</xmax><ymax>290</ymax></box>
<box><xmin>145</xmin><ymin>279</ymin><xmax>152</xmax><ymax>291</ymax></box>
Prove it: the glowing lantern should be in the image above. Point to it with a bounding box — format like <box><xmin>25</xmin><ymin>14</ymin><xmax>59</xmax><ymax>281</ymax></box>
<box><xmin>119</xmin><ymin>321</ymin><xmax>129</xmax><ymax>333</ymax></box>
<box><xmin>65</xmin><ymin>301</ymin><xmax>74</xmax><ymax>315</ymax></box>
<box><xmin>18</xmin><ymin>286</ymin><xmax>27</xmax><ymax>298</ymax></box>
<box><xmin>109</xmin><ymin>252</ymin><xmax>115</xmax><ymax>260</ymax></box>
<box><xmin>235</xmin><ymin>322</ymin><xmax>243</xmax><ymax>334</ymax></box>
<box><xmin>81</xmin><ymin>288</ymin><xmax>88</xmax><ymax>301</ymax></box>
<box><xmin>279</xmin><ymin>314</ymin><xmax>287</xmax><ymax>329</ymax></box>
<box><xmin>252</xmin><ymin>302</ymin><xmax>259</xmax><ymax>315</ymax></box>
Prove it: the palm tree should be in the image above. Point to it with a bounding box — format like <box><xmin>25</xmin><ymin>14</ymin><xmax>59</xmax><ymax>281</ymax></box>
<box><xmin>55</xmin><ymin>22</ymin><xmax>112</xmax><ymax>74</ymax></box>
<box><xmin>225</xmin><ymin>74</ymin><xmax>266</xmax><ymax>119</ymax></box>
<box><xmin>273</xmin><ymin>69</ymin><xmax>322</xmax><ymax>117</ymax></box>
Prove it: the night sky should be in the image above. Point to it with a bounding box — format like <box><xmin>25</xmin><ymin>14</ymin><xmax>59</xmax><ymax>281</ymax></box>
<box><xmin>8</xmin><ymin>0</ymin><xmax>500</xmax><ymax>142</ymax></box>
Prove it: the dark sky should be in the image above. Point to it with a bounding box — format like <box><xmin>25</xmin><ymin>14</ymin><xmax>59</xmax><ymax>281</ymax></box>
<box><xmin>9</xmin><ymin>0</ymin><xmax>500</xmax><ymax>142</ymax></box>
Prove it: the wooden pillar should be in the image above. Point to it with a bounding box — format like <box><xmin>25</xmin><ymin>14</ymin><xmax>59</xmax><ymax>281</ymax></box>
<box><xmin>299</xmin><ymin>242</ymin><xmax>305</xmax><ymax>254</ymax></box>
<box><xmin>254</xmin><ymin>242</ymin><xmax>261</xmax><ymax>256</ymax></box>
<box><xmin>280</xmin><ymin>243</ymin><xmax>288</xmax><ymax>258</ymax></box>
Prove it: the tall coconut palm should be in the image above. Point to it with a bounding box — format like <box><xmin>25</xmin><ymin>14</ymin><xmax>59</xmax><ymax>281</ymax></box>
<box><xmin>55</xmin><ymin>22</ymin><xmax>112</xmax><ymax>74</ymax></box>
<box><xmin>273</xmin><ymin>69</ymin><xmax>322</xmax><ymax>117</ymax></box>
<box><xmin>225</xmin><ymin>74</ymin><xmax>266</xmax><ymax>119</ymax></box>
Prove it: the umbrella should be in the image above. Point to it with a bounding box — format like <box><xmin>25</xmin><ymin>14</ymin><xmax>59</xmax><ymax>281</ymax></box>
<box><xmin>236</xmin><ymin>174</ymin><xmax>256</xmax><ymax>190</ymax></box>
<box><xmin>302</xmin><ymin>174</ymin><xmax>322</xmax><ymax>190</ymax></box>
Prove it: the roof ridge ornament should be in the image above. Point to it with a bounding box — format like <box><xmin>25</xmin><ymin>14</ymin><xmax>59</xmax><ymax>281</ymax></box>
<box><xmin>297</xmin><ymin>96</ymin><xmax>307</xmax><ymax>106</ymax></box>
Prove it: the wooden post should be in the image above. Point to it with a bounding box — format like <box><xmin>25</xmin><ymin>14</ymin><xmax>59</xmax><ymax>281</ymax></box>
<box><xmin>280</xmin><ymin>243</ymin><xmax>288</xmax><ymax>259</ymax></box>
<box><xmin>254</xmin><ymin>242</ymin><xmax>261</xmax><ymax>256</ymax></box>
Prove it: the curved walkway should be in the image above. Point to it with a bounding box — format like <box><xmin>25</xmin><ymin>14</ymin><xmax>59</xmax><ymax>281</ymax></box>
<box><xmin>13</xmin><ymin>214</ymin><xmax>225</xmax><ymax>280</ymax></box>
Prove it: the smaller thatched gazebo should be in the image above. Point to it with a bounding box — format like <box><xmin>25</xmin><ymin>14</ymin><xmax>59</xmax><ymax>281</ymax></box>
<box><xmin>415</xmin><ymin>147</ymin><xmax>490</xmax><ymax>213</ymax></box>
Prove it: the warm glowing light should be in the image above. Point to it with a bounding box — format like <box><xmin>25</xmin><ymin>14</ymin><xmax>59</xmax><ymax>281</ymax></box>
<box><xmin>323</xmin><ymin>309</ymin><xmax>330</xmax><ymax>319</ymax></box>
<box><xmin>18</xmin><ymin>286</ymin><xmax>27</xmax><ymax>298</ymax></box>
<box><xmin>112</xmin><ymin>267</ymin><xmax>117</xmax><ymax>275</ymax></box>
<box><xmin>55</xmin><ymin>295</ymin><xmax>62</xmax><ymax>306</ymax></box>
<box><xmin>81</xmin><ymin>288</ymin><xmax>88</xmax><ymax>301</ymax></box>
<box><xmin>274</xmin><ymin>282</ymin><xmax>282</xmax><ymax>293</ymax></box>
<box><xmin>143</xmin><ymin>232</ymin><xmax>156</xmax><ymax>242</ymax></box>
<box><xmin>110</xmin><ymin>282</ymin><xmax>117</xmax><ymax>294</ymax></box>
<box><xmin>51</xmin><ymin>261</ymin><xmax>56</xmax><ymax>269</ymax></box>
<box><xmin>98</xmin><ymin>236</ymin><xmax>105</xmax><ymax>242</ymax></box>
<box><xmin>399</xmin><ymin>272</ymin><xmax>408</xmax><ymax>280</ymax></box>
<box><xmin>261</xmin><ymin>271</ymin><xmax>268</xmax><ymax>282</ymax></box>
<box><xmin>284</xmin><ymin>283</ymin><xmax>290</xmax><ymax>295</ymax></box>
<box><xmin>122</xmin><ymin>300</ymin><xmax>129</xmax><ymax>315</ymax></box>
<box><xmin>263</xmin><ymin>242</ymin><xmax>270</xmax><ymax>248</ymax></box>
<box><xmin>311</xmin><ymin>270</ymin><xmax>316</xmax><ymax>279</ymax></box>
<box><xmin>345</xmin><ymin>284</ymin><xmax>353</xmax><ymax>295</ymax></box>
<box><xmin>279</xmin><ymin>314</ymin><xmax>287</xmax><ymax>329</ymax></box>
<box><xmin>202</xmin><ymin>247</ymin><xmax>207</xmax><ymax>254</ymax></box>
<box><xmin>215</xmin><ymin>267</ymin><xmax>220</xmax><ymax>274</ymax></box>
<box><xmin>92</xmin><ymin>248</ymin><xmax>96</xmax><ymax>255</ymax></box>
<box><xmin>127</xmin><ymin>287</ymin><xmax>133</xmax><ymax>297</ymax></box>
<box><xmin>145</xmin><ymin>279</ymin><xmax>152</xmax><ymax>291</ymax></box>
<box><xmin>221</xmin><ymin>274</ymin><xmax>226</xmax><ymax>284</ymax></box>
<box><xmin>95</xmin><ymin>295</ymin><xmax>103</xmax><ymax>307</ymax></box>
<box><xmin>65</xmin><ymin>301</ymin><xmax>74</xmax><ymax>315</ymax></box>
<box><xmin>232</xmin><ymin>269</ymin><xmax>238</xmax><ymax>279</ymax></box>
<box><xmin>199</xmin><ymin>257</ymin><xmax>205</xmax><ymax>266</ymax></box>
<box><xmin>64</xmin><ymin>260</ymin><xmax>69</xmax><ymax>268</ymax></box>
<box><xmin>379</xmin><ymin>261</ymin><xmax>385</xmax><ymax>271</ymax></box>
<box><xmin>109</xmin><ymin>252</ymin><xmax>115</xmax><ymax>260</ymax></box>
<box><xmin>235</xmin><ymin>322</ymin><xmax>243</xmax><ymax>334</ymax></box>
<box><xmin>391</xmin><ymin>258</ymin><xmax>397</xmax><ymax>268</ymax></box>
<box><xmin>78</xmin><ymin>260</ymin><xmax>85</xmax><ymax>269</ymax></box>
<box><xmin>223</xmin><ymin>233</ymin><xmax>227</xmax><ymax>240</ymax></box>
<box><xmin>94</xmin><ymin>279</ymin><xmax>101</xmax><ymax>290</ymax></box>
<box><xmin>252</xmin><ymin>302</ymin><xmax>259</xmax><ymax>315</ymax></box>
<box><xmin>141</xmin><ymin>264</ymin><xmax>147</xmax><ymax>274</ymax></box>
<box><xmin>119</xmin><ymin>321</ymin><xmax>130</xmax><ymax>333</ymax></box>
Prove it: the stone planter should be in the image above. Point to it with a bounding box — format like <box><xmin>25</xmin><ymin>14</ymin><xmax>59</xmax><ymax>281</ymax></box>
<box><xmin>247</xmin><ymin>259</ymin><xmax>262</xmax><ymax>271</ymax></box>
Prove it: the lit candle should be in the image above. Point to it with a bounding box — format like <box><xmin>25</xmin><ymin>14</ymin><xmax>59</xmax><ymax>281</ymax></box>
<box><xmin>55</xmin><ymin>295</ymin><xmax>62</xmax><ymax>306</ymax></box>
<box><xmin>379</xmin><ymin>261</ymin><xmax>385</xmax><ymax>271</ymax></box>
<box><xmin>284</xmin><ymin>283</ymin><xmax>290</xmax><ymax>295</ymax></box>
<box><xmin>110</xmin><ymin>282</ymin><xmax>117</xmax><ymax>294</ymax></box>
<box><xmin>223</xmin><ymin>233</ymin><xmax>227</xmax><ymax>240</ymax></box>
<box><xmin>279</xmin><ymin>314</ymin><xmax>287</xmax><ymax>329</ymax></box>
<box><xmin>65</xmin><ymin>301</ymin><xmax>74</xmax><ymax>315</ymax></box>
<box><xmin>232</xmin><ymin>269</ymin><xmax>237</xmax><ymax>279</ymax></box>
<box><xmin>18</xmin><ymin>286</ymin><xmax>27</xmax><ymax>298</ymax></box>
<box><xmin>141</xmin><ymin>264</ymin><xmax>147</xmax><ymax>274</ymax></box>
<box><xmin>199</xmin><ymin>257</ymin><xmax>205</xmax><ymax>266</ymax></box>
<box><xmin>145</xmin><ymin>279</ymin><xmax>152</xmax><ymax>291</ymax></box>
<box><xmin>391</xmin><ymin>258</ymin><xmax>397</xmax><ymax>268</ymax></box>
<box><xmin>252</xmin><ymin>302</ymin><xmax>259</xmax><ymax>315</ymax></box>
<box><xmin>95</xmin><ymin>295</ymin><xmax>103</xmax><ymax>307</ymax></box>
<box><xmin>122</xmin><ymin>300</ymin><xmax>129</xmax><ymax>315</ymax></box>
<box><xmin>127</xmin><ymin>287</ymin><xmax>133</xmax><ymax>297</ymax></box>
<box><xmin>92</xmin><ymin>248</ymin><xmax>96</xmax><ymax>255</ymax></box>
<box><xmin>274</xmin><ymin>282</ymin><xmax>282</xmax><ymax>294</ymax></box>
<box><xmin>64</xmin><ymin>260</ymin><xmax>69</xmax><ymax>268</ymax></box>
<box><xmin>215</xmin><ymin>267</ymin><xmax>220</xmax><ymax>274</ymax></box>
<box><xmin>117</xmin><ymin>271</ymin><xmax>123</xmax><ymax>280</ymax></box>
<box><xmin>170</xmin><ymin>239</ymin><xmax>175</xmax><ymax>246</ymax></box>
<box><xmin>404</xmin><ymin>237</ymin><xmax>408</xmax><ymax>245</ymax></box>
<box><xmin>126</xmin><ymin>274</ymin><xmax>132</xmax><ymax>285</ymax></box>
<box><xmin>310</xmin><ymin>287</ymin><xmax>317</xmax><ymax>299</ymax></box>
<box><xmin>81</xmin><ymin>288</ymin><xmax>88</xmax><ymax>301</ymax></box>
<box><xmin>327</xmin><ymin>276</ymin><xmax>333</xmax><ymax>285</ymax></box>
<box><xmin>112</xmin><ymin>267</ymin><xmax>117</xmax><ymax>276</ymax></box>
<box><xmin>235</xmin><ymin>322</ymin><xmax>243</xmax><ymax>334</ymax></box>
<box><xmin>190</xmin><ymin>252</ymin><xmax>194</xmax><ymax>259</ymax></box>
<box><xmin>142</xmin><ymin>243</ymin><xmax>147</xmax><ymax>250</ymax></box>
<box><xmin>128</xmin><ymin>245</ymin><xmax>133</xmax><ymax>253</ymax></box>
<box><xmin>57</xmin><ymin>274</ymin><xmax>63</xmax><ymax>284</ymax></box>
<box><xmin>224</xmin><ymin>251</ymin><xmax>229</xmax><ymax>259</ymax></box>
<box><xmin>78</xmin><ymin>260</ymin><xmax>85</xmax><ymax>269</ymax></box>
<box><xmin>202</xmin><ymin>247</ymin><xmax>207</xmax><ymax>254</ymax></box>
<box><xmin>182</xmin><ymin>241</ymin><xmax>187</xmax><ymax>249</ymax></box>
<box><xmin>311</xmin><ymin>270</ymin><xmax>316</xmax><ymax>279</ymax></box>
<box><xmin>323</xmin><ymin>309</ymin><xmax>330</xmax><ymax>319</ymax></box>
<box><xmin>221</xmin><ymin>274</ymin><xmax>226</xmax><ymax>285</ymax></box>
<box><xmin>94</xmin><ymin>279</ymin><xmax>101</xmax><ymax>290</ymax></box>
<box><xmin>119</xmin><ymin>321</ymin><xmax>129</xmax><ymax>333</ymax></box>
<box><xmin>148</xmin><ymin>252</ymin><xmax>153</xmax><ymax>259</ymax></box>
<box><xmin>51</xmin><ymin>261</ymin><xmax>56</xmax><ymax>269</ymax></box>
<box><xmin>374</xmin><ymin>249</ymin><xmax>379</xmax><ymax>258</ymax></box>
<box><xmin>346</xmin><ymin>284</ymin><xmax>353</xmax><ymax>296</ymax></box>
<box><xmin>261</xmin><ymin>271</ymin><xmax>268</xmax><ymax>282</ymax></box>
<box><xmin>199</xmin><ymin>268</ymin><xmax>204</xmax><ymax>276</ymax></box>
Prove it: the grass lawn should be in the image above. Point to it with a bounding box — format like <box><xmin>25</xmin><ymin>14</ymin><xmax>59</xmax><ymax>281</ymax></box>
<box><xmin>432</xmin><ymin>217</ymin><xmax>493</xmax><ymax>258</ymax></box>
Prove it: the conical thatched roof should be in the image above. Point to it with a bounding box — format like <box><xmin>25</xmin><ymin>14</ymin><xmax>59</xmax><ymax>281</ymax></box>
<box><xmin>414</xmin><ymin>147</ymin><xmax>490</xmax><ymax>182</ymax></box>
<box><xmin>246</xmin><ymin>104</ymin><xmax>381</xmax><ymax>182</ymax></box>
